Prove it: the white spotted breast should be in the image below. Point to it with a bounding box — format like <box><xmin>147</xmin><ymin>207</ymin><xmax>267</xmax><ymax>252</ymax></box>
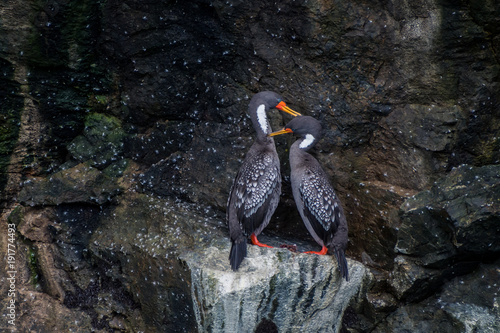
<box><xmin>299</xmin><ymin>167</ymin><xmax>340</xmax><ymax>231</ymax></box>
<box><xmin>235</xmin><ymin>152</ymin><xmax>279</xmax><ymax>218</ymax></box>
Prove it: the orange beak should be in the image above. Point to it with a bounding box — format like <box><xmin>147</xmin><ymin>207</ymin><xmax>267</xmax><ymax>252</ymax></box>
<box><xmin>268</xmin><ymin>127</ymin><xmax>293</xmax><ymax>137</ymax></box>
<box><xmin>275</xmin><ymin>101</ymin><xmax>301</xmax><ymax>117</ymax></box>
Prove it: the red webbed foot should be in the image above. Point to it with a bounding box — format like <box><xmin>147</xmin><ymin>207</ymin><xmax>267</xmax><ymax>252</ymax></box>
<box><xmin>251</xmin><ymin>233</ymin><xmax>273</xmax><ymax>248</ymax></box>
<box><xmin>304</xmin><ymin>245</ymin><xmax>328</xmax><ymax>255</ymax></box>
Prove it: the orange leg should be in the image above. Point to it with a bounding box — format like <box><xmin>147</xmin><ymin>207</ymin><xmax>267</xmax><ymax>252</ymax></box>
<box><xmin>251</xmin><ymin>233</ymin><xmax>273</xmax><ymax>248</ymax></box>
<box><xmin>305</xmin><ymin>245</ymin><xmax>328</xmax><ymax>255</ymax></box>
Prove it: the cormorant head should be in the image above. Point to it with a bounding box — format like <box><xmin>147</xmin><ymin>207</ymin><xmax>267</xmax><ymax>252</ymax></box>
<box><xmin>248</xmin><ymin>91</ymin><xmax>301</xmax><ymax>136</ymax></box>
<box><xmin>268</xmin><ymin>116</ymin><xmax>323</xmax><ymax>149</ymax></box>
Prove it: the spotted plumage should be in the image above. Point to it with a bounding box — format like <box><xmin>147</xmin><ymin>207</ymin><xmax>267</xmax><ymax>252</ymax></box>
<box><xmin>234</xmin><ymin>151</ymin><xmax>280</xmax><ymax>234</ymax></box>
<box><xmin>269</xmin><ymin>116</ymin><xmax>349</xmax><ymax>281</ymax></box>
<box><xmin>300</xmin><ymin>166</ymin><xmax>342</xmax><ymax>243</ymax></box>
<box><xmin>227</xmin><ymin>91</ymin><xmax>300</xmax><ymax>271</ymax></box>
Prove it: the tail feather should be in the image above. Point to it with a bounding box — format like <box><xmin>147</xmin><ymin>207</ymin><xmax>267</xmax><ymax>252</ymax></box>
<box><xmin>229</xmin><ymin>238</ymin><xmax>247</xmax><ymax>271</ymax></box>
<box><xmin>334</xmin><ymin>248</ymin><xmax>349</xmax><ymax>281</ymax></box>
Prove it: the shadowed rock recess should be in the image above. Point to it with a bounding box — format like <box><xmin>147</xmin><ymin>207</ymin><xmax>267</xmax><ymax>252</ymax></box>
<box><xmin>1</xmin><ymin>0</ymin><xmax>499</xmax><ymax>332</ymax></box>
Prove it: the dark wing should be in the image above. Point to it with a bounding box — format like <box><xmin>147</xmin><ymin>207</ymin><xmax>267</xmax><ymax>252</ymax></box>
<box><xmin>232</xmin><ymin>152</ymin><xmax>280</xmax><ymax>236</ymax></box>
<box><xmin>299</xmin><ymin>166</ymin><xmax>341</xmax><ymax>246</ymax></box>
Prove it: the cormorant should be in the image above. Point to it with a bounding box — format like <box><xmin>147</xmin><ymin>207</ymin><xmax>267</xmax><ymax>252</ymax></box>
<box><xmin>269</xmin><ymin>116</ymin><xmax>349</xmax><ymax>281</ymax></box>
<box><xmin>227</xmin><ymin>91</ymin><xmax>301</xmax><ymax>271</ymax></box>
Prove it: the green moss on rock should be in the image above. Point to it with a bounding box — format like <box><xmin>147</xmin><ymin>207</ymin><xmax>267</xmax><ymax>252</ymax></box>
<box><xmin>68</xmin><ymin>113</ymin><xmax>126</xmax><ymax>169</ymax></box>
<box><xmin>27</xmin><ymin>245</ymin><xmax>41</xmax><ymax>287</ymax></box>
<box><xmin>7</xmin><ymin>205</ymin><xmax>24</xmax><ymax>226</ymax></box>
<box><xmin>475</xmin><ymin>135</ymin><xmax>500</xmax><ymax>166</ymax></box>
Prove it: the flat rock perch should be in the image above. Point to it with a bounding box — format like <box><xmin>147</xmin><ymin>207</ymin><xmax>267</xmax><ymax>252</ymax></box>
<box><xmin>182</xmin><ymin>245</ymin><xmax>368</xmax><ymax>333</ymax></box>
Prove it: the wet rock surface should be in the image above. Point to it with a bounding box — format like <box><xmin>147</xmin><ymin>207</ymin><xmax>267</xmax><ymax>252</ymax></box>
<box><xmin>184</xmin><ymin>244</ymin><xmax>368</xmax><ymax>332</ymax></box>
<box><xmin>374</xmin><ymin>259</ymin><xmax>500</xmax><ymax>333</ymax></box>
<box><xmin>1</xmin><ymin>0</ymin><xmax>500</xmax><ymax>332</ymax></box>
<box><xmin>397</xmin><ymin>164</ymin><xmax>500</xmax><ymax>265</ymax></box>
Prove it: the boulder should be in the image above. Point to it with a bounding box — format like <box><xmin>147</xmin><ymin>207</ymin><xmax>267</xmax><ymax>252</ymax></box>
<box><xmin>376</xmin><ymin>259</ymin><xmax>500</xmax><ymax>333</ymax></box>
<box><xmin>87</xmin><ymin>192</ymin><xmax>369</xmax><ymax>332</ymax></box>
<box><xmin>18</xmin><ymin>161</ymin><xmax>123</xmax><ymax>206</ymax></box>
<box><xmin>397</xmin><ymin>164</ymin><xmax>500</xmax><ymax>266</ymax></box>
<box><xmin>390</xmin><ymin>164</ymin><xmax>500</xmax><ymax>304</ymax></box>
<box><xmin>184</xmin><ymin>245</ymin><xmax>367</xmax><ymax>332</ymax></box>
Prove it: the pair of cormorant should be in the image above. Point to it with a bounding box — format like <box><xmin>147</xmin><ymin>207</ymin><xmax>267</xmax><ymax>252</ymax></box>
<box><xmin>227</xmin><ymin>91</ymin><xmax>349</xmax><ymax>281</ymax></box>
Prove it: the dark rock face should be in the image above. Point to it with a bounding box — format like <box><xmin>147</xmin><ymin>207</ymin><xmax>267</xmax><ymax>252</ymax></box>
<box><xmin>397</xmin><ymin>164</ymin><xmax>500</xmax><ymax>263</ymax></box>
<box><xmin>1</xmin><ymin>0</ymin><xmax>499</xmax><ymax>332</ymax></box>
<box><xmin>390</xmin><ymin>164</ymin><xmax>500</xmax><ymax>305</ymax></box>
<box><xmin>374</xmin><ymin>259</ymin><xmax>500</xmax><ymax>333</ymax></box>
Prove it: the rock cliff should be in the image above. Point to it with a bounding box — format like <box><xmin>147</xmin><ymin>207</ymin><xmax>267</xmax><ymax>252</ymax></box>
<box><xmin>1</xmin><ymin>0</ymin><xmax>499</xmax><ymax>332</ymax></box>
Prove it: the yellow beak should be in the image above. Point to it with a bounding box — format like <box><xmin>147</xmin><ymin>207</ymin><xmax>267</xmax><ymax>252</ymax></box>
<box><xmin>275</xmin><ymin>101</ymin><xmax>301</xmax><ymax>117</ymax></box>
<box><xmin>268</xmin><ymin>128</ymin><xmax>293</xmax><ymax>137</ymax></box>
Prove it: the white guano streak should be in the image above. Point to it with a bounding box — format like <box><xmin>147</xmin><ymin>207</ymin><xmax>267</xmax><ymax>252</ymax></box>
<box><xmin>300</xmin><ymin>134</ymin><xmax>315</xmax><ymax>149</ymax></box>
<box><xmin>257</xmin><ymin>104</ymin><xmax>268</xmax><ymax>133</ymax></box>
